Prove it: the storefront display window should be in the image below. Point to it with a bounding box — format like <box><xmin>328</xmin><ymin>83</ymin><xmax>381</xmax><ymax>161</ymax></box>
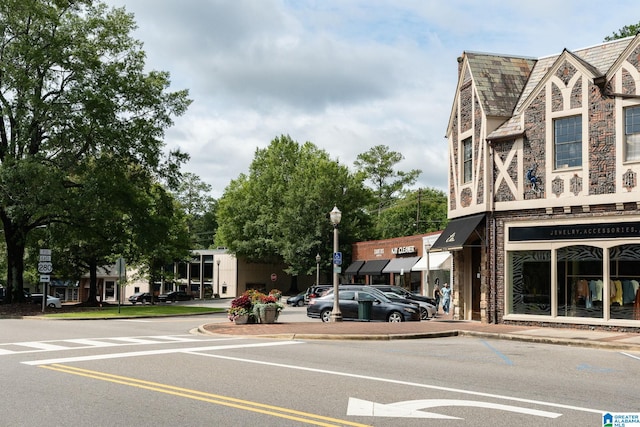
<box><xmin>557</xmin><ymin>245</ymin><xmax>603</xmax><ymax>318</ymax></box>
<box><xmin>609</xmin><ymin>244</ymin><xmax>640</xmax><ymax>320</ymax></box>
<box><xmin>510</xmin><ymin>250</ymin><xmax>551</xmax><ymax>315</ymax></box>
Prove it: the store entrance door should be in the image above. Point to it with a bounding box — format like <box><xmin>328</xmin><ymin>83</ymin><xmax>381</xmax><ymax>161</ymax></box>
<box><xmin>471</xmin><ymin>247</ymin><xmax>481</xmax><ymax>321</ymax></box>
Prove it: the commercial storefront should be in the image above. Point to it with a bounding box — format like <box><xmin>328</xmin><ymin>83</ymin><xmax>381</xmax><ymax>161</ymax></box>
<box><xmin>347</xmin><ymin>232</ymin><xmax>451</xmax><ymax>296</ymax></box>
<box><xmin>503</xmin><ymin>216</ymin><xmax>640</xmax><ymax>326</ymax></box>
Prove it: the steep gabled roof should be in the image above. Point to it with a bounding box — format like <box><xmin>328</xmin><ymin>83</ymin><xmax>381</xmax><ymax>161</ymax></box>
<box><xmin>465</xmin><ymin>52</ymin><xmax>537</xmax><ymax>118</ymax></box>
<box><xmin>487</xmin><ymin>36</ymin><xmax>636</xmax><ymax>141</ymax></box>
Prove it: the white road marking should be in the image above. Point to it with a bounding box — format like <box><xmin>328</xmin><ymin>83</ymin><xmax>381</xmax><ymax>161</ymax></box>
<box><xmin>65</xmin><ymin>339</ymin><xmax>120</xmax><ymax>347</ymax></box>
<box><xmin>346</xmin><ymin>397</ymin><xmax>562</xmax><ymax>419</ymax></box>
<box><xmin>621</xmin><ymin>352</ymin><xmax>640</xmax><ymax>361</ymax></box>
<box><xmin>186</xmin><ymin>351</ymin><xmax>606</xmax><ymax>415</ymax></box>
<box><xmin>14</xmin><ymin>342</ymin><xmax>70</xmax><ymax>351</ymax></box>
<box><xmin>0</xmin><ymin>335</ymin><xmax>236</xmax><ymax>355</ymax></box>
<box><xmin>21</xmin><ymin>340</ymin><xmax>302</xmax><ymax>365</ymax></box>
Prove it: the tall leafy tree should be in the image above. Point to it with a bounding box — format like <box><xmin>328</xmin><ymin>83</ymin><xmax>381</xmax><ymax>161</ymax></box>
<box><xmin>604</xmin><ymin>23</ymin><xmax>640</xmax><ymax>41</ymax></box>
<box><xmin>0</xmin><ymin>1</ymin><xmax>190</xmax><ymax>302</ymax></box>
<box><xmin>216</xmin><ymin>135</ymin><xmax>373</xmax><ymax>292</ymax></box>
<box><xmin>172</xmin><ymin>172</ymin><xmax>217</xmax><ymax>249</ymax></box>
<box><xmin>375</xmin><ymin>188</ymin><xmax>448</xmax><ymax>239</ymax></box>
<box><xmin>354</xmin><ymin>145</ymin><xmax>422</xmax><ymax>218</ymax></box>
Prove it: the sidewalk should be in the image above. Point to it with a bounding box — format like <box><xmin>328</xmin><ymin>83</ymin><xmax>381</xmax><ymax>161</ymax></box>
<box><xmin>200</xmin><ymin>311</ymin><xmax>640</xmax><ymax>352</ymax></box>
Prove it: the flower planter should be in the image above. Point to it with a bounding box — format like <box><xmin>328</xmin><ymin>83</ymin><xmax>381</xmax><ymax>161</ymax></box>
<box><xmin>234</xmin><ymin>314</ymin><xmax>249</xmax><ymax>325</ymax></box>
<box><xmin>259</xmin><ymin>305</ymin><xmax>278</xmax><ymax>324</ymax></box>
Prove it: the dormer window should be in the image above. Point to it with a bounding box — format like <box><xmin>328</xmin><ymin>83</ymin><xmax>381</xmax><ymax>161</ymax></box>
<box><xmin>625</xmin><ymin>106</ymin><xmax>640</xmax><ymax>162</ymax></box>
<box><xmin>554</xmin><ymin>115</ymin><xmax>582</xmax><ymax>169</ymax></box>
<box><xmin>463</xmin><ymin>137</ymin><xmax>472</xmax><ymax>183</ymax></box>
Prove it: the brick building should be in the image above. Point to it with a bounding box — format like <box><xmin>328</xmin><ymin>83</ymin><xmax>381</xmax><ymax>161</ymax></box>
<box><xmin>437</xmin><ymin>35</ymin><xmax>640</xmax><ymax>328</ymax></box>
<box><xmin>347</xmin><ymin>232</ymin><xmax>451</xmax><ymax>297</ymax></box>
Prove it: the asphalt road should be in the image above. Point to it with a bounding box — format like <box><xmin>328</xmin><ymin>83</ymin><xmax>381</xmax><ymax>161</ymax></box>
<box><xmin>1</xmin><ymin>305</ymin><xmax>638</xmax><ymax>426</ymax></box>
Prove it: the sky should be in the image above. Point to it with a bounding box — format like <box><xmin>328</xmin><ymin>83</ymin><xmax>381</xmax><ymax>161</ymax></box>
<box><xmin>103</xmin><ymin>0</ymin><xmax>639</xmax><ymax>199</ymax></box>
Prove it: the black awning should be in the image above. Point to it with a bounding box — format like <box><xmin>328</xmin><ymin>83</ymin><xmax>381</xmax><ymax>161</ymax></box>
<box><xmin>430</xmin><ymin>213</ymin><xmax>485</xmax><ymax>251</ymax></box>
<box><xmin>344</xmin><ymin>260</ymin><xmax>365</xmax><ymax>275</ymax></box>
<box><xmin>381</xmin><ymin>256</ymin><xmax>421</xmax><ymax>274</ymax></box>
<box><xmin>358</xmin><ymin>259</ymin><xmax>390</xmax><ymax>275</ymax></box>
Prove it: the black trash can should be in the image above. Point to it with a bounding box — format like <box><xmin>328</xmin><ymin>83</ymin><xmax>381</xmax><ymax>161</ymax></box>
<box><xmin>358</xmin><ymin>298</ymin><xmax>373</xmax><ymax>321</ymax></box>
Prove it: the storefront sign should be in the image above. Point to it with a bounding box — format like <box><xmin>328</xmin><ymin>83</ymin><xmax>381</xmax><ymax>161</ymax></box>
<box><xmin>509</xmin><ymin>221</ymin><xmax>640</xmax><ymax>242</ymax></box>
<box><xmin>373</xmin><ymin>248</ymin><xmax>385</xmax><ymax>257</ymax></box>
<box><xmin>391</xmin><ymin>245</ymin><xmax>416</xmax><ymax>255</ymax></box>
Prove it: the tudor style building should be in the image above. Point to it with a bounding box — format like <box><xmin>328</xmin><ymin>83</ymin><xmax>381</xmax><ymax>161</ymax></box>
<box><xmin>434</xmin><ymin>35</ymin><xmax>640</xmax><ymax>328</ymax></box>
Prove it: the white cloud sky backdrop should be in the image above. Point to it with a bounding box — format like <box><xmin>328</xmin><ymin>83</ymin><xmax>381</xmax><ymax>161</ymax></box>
<box><xmin>104</xmin><ymin>0</ymin><xmax>639</xmax><ymax>198</ymax></box>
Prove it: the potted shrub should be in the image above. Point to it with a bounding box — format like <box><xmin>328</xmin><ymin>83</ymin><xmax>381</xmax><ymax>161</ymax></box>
<box><xmin>252</xmin><ymin>293</ymin><xmax>284</xmax><ymax>324</ymax></box>
<box><xmin>228</xmin><ymin>293</ymin><xmax>253</xmax><ymax>324</ymax></box>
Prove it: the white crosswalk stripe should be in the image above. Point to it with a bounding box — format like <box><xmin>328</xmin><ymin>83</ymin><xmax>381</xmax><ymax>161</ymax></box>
<box><xmin>0</xmin><ymin>335</ymin><xmax>226</xmax><ymax>355</ymax></box>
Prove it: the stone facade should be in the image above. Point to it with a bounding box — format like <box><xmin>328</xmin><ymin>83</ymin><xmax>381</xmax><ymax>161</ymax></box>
<box><xmin>445</xmin><ymin>36</ymin><xmax>640</xmax><ymax>328</ymax></box>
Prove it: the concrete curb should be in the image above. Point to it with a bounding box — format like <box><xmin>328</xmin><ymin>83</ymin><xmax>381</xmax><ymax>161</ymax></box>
<box><xmin>196</xmin><ymin>325</ymin><xmax>640</xmax><ymax>351</ymax></box>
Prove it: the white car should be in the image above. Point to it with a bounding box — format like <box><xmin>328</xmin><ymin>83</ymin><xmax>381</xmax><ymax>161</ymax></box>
<box><xmin>31</xmin><ymin>294</ymin><xmax>62</xmax><ymax>309</ymax></box>
<box><xmin>383</xmin><ymin>292</ymin><xmax>436</xmax><ymax>320</ymax></box>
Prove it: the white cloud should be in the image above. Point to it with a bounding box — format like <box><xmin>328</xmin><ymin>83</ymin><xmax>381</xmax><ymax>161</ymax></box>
<box><xmin>104</xmin><ymin>0</ymin><xmax>640</xmax><ymax>198</ymax></box>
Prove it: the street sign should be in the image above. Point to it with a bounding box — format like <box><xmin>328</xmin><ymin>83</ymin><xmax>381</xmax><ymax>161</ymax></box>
<box><xmin>115</xmin><ymin>257</ymin><xmax>126</xmax><ymax>277</ymax></box>
<box><xmin>39</xmin><ymin>275</ymin><xmax>50</xmax><ymax>282</ymax></box>
<box><xmin>37</xmin><ymin>262</ymin><xmax>53</xmax><ymax>274</ymax></box>
<box><xmin>333</xmin><ymin>252</ymin><xmax>342</xmax><ymax>266</ymax></box>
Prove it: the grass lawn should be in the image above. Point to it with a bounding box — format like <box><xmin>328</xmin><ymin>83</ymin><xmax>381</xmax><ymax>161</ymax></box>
<box><xmin>43</xmin><ymin>305</ymin><xmax>225</xmax><ymax>318</ymax></box>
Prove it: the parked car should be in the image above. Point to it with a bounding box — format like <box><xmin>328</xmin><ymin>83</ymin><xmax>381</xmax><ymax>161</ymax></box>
<box><xmin>158</xmin><ymin>291</ymin><xmax>193</xmax><ymax>303</ymax></box>
<box><xmin>304</xmin><ymin>285</ymin><xmax>332</xmax><ymax>304</ymax></box>
<box><xmin>307</xmin><ymin>285</ymin><xmax>420</xmax><ymax>322</ymax></box>
<box><xmin>128</xmin><ymin>292</ymin><xmax>155</xmax><ymax>304</ymax></box>
<box><xmin>382</xmin><ymin>291</ymin><xmax>435</xmax><ymax>320</ymax></box>
<box><xmin>370</xmin><ymin>284</ymin><xmax>437</xmax><ymax>306</ymax></box>
<box><xmin>30</xmin><ymin>294</ymin><xmax>62</xmax><ymax>309</ymax></box>
<box><xmin>286</xmin><ymin>292</ymin><xmax>306</xmax><ymax>307</ymax></box>
<box><xmin>0</xmin><ymin>288</ymin><xmax>31</xmax><ymax>304</ymax></box>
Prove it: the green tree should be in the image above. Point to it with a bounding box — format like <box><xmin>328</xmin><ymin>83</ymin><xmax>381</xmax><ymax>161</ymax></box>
<box><xmin>216</xmin><ymin>135</ymin><xmax>373</xmax><ymax>292</ymax></box>
<box><xmin>0</xmin><ymin>1</ymin><xmax>190</xmax><ymax>303</ymax></box>
<box><xmin>172</xmin><ymin>172</ymin><xmax>217</xmax><ymax>248</ymax></box>
<box><xmin>376</xmin><ymin>188</ymin><xmax>448</xmax><ymax>239</ymax></box>
<box><xmin>604</xmin><ymin>23</ymin><xmax>640</xmax><ymax>41</ymax></box>
<box><xmin>354</xmin><ymin>145</ymin><xmax>422</xmax><ymax>218</ymax></box>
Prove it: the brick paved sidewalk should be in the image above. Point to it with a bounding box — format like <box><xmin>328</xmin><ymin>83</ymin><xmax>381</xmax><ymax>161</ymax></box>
<box><xmin>200</xmin><ymin>314</ymin><xmax>640</xmax><ymax>351</ymax></box>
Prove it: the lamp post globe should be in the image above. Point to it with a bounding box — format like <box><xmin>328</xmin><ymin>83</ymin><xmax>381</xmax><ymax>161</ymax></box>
<box><xmin>329</xmin><ymin>206</ymin><xmax>342</xmax><ymax>322</ymax></box>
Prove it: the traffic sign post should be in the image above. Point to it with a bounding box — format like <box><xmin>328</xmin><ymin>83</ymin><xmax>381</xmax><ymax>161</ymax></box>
<box><xmin>333</xmin><ymin>252</ymin><xmax>342</xmax><ymax>266</ymax></box>
<box><xmin>39</xmin><ymin>249</ymin><xmax>52</xmax><ymax>313</ymax></box>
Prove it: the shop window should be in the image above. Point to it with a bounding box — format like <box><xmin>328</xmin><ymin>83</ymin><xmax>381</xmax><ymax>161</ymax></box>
<box><xmin>557</xmin><ymin>245</ymin><xmax>602</xmax><ymax>318</ymax></box>
<box><xmin>177</xmin><ymin>263</ymin><xmax>187</xmax><ymax>279</ymax></box>
<box><xmin>509</xmin><ymin>251</ymin><xmax>551</xmax><ymax>315</ymax></box>
<box><xmin>625</xmin><ymin>106</ymin><xmax>640</xmax><ymax>162</ymax></box>
<box><xmin>609</xmin><ymin>244</ymin><xmax>640</xmax><ymax>320</ymax></box>
<box><xmin>203</xmin><ymin>263</ymin><xmax>213</xmax><ymax>282</ymax></box>
<box><xmin>189</xmin><ymin>263</ymin><xmax>200</xmax><ymax>281</ymax></box>
<box><xmin>554</xmin><ymin>115</ymin><xmax>582</xmax><ymax>169</ymax></box>
<box><xmin>462</xmin><ymin>137</ymin><xmax>473</xmax><ymax>183</ymax></box>
<box><xmin>105</xmin><ymin>280</ymin><xmax>115</xmax><ymax>300</ymax></box>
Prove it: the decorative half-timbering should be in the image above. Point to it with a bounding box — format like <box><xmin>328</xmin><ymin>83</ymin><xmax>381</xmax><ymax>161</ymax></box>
<box><xmin>443</xmin><ymin>35</ymin><xmax>640</xmax><ymax>329</ymax></box>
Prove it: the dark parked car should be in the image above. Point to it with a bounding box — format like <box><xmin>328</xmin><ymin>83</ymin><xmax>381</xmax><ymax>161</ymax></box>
<box><xmin>307</xmin><ymin>285</ymin><xmax>420</xmax><ymax>322</ymax></box>
<box><xmin>370</xmin><ymin>285</ymin><xmax>437</xmax><ymax>306</ymax></box>
<box><xmin>286</xmin><ymin>292</ymin><xmax>306</xmax><ymax>307</ymax></box>
<box><xmin>158</xmin><ymin>291</ymin><xmax>193</xmax><ymax>303</ymax></box>
<box><xmin>0</xmin><ymin>288</ymin><xmax>31</xmax><ymax>304</ymax></box>
<box><xmin>128</xmin><ymin>292</ymin><xmax>155</xmax><ymax>304</ymax></box>
<box><xmin>304</xmin><ymin>285</ymin><xmax>332</xmax><ymax>304</ymax></box>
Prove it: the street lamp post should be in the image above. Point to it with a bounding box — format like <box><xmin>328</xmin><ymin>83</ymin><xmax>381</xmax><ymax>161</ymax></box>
<box><xmin>315</xmin><ymin>253</ymin><xmax>321</xmax><ymax>285</ymax></box>
<box><xmin>216</xmin><ymin>259</ymin><xmax>221</xmax><ymax>297</ymax></box>
<box><xmin>329</xmin><ymin>206</ymin><xmax>342</xmax><ymax>322</ymax></box>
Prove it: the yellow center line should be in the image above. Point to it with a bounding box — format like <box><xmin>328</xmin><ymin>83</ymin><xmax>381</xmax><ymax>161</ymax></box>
<box><xmin>41</xmin><ymin>364</ymin><xmax>371</xmax><ymax>427</ymax></box>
